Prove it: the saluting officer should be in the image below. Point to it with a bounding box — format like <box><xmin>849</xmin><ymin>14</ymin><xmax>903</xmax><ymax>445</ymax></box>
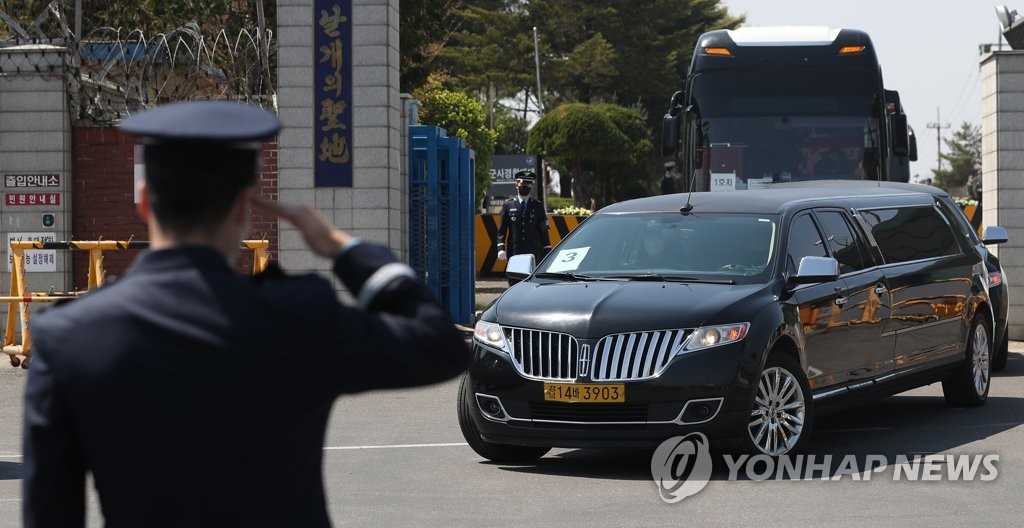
<box><xmin>496</xmin><ymin>171</ymin><xmax>551</xmax><ymax>267</ymax></box>
<box><xmin>22</xmin><ymin>101</ymin><xmax>470</xmax><ymax>527</ymax></box>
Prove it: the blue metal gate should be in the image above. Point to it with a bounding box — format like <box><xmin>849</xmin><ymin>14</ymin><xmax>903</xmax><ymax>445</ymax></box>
<box><xmin>408</xmin><ymin>125</ymin><xmax>475</xmax><ymax>325</ymax></box>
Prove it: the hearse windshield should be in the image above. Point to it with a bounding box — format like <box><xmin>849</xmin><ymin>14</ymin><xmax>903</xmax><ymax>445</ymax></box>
<box><xmin>687</xmin><ymin>68</ymin><xmax>884</xmax><ymax>190</ymax></box>
<box><xmin>538</xmin><ymin>213</ymin><xmax>778</xmax><ymax>283</ymax></box>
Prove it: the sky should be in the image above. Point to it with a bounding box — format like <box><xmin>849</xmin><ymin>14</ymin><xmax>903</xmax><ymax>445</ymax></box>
<box><xmin>721</xmin><ymin>0</ymin><xmax>1002</xmax><ymax>181</ymax></box>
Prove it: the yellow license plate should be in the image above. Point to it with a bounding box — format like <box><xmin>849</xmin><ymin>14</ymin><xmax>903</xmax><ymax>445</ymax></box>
<box><xmin>543</xmin><ymin>383</ymin><xmax>625</xmax><ymax>403</ymax></box>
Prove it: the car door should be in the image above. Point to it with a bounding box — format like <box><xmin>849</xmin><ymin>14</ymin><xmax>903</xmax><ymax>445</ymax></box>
<box><xmin>858</xmin><ymin>204</ymin><xmax>975</xmax><ymax>369</ymax></box>
<box><xmin>785</xmin><ymin>212</ymin><xmax>870</xmax><ymax>390</ymax></box>
<box><xmin>812</xmin><ymin>209</ymin><xmax>894</xmax><ymax>380</ymax></box>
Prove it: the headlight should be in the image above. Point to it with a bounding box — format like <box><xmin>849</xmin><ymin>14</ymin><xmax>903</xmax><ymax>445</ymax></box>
<box><xmin>989</xmin><ymin>271</ymin><xmax>1003</xmax><ymax>287</ymax></box>
<box><xmin>681</xmin><ymin>323</ymin><xmax>750</xmax><ymax>353</ymax></box>
<box><xmin>474</xmin><ymin>321</ymin><xmax>509</xmax><ymax>351</ymax></box>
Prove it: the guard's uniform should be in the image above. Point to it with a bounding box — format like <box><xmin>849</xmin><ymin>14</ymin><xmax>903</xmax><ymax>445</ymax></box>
<box><xmin>21</xmin><ymin>102</ymin><xmax>471</xmax><ymax>528</ymax></box>
<box><xmin>496</xmin><ymin>196</ymin><xmax>551</xmax><ymax>262</ymax></box>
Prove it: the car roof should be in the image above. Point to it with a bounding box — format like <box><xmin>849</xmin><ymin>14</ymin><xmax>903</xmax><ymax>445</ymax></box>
<box><xmin>598</xmin><ymin>181</ymin><xmax>948</xmax><ymax>216</ymax></box>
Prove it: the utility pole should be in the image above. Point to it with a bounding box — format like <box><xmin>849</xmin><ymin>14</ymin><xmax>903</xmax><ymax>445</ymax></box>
<box><xmin>533</xmin><ymin>26</ymin><xmax>544</xmax><ymax>115</ymax></box>
<box><xmin>926</xmin><ymin>107</ymin><xmax>951</xmax><ymax>175</ymax></box>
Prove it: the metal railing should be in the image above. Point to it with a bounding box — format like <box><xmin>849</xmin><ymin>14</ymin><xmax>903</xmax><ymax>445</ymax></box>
<box><xmin>3</xmin><ymin>239</ymin><xmax>268</xmax><ymax>368</ymax></box>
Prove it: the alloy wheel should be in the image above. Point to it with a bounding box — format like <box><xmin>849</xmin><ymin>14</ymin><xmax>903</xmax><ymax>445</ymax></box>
<box><xmin>748</xmin><ymin>366</ymin><xmax>806</xmax><ymax>456</ymax></box>
<box><xmin>972</xmin><ymin>322</ymin><xmax>990</xmax><ymax>396</ymax></box>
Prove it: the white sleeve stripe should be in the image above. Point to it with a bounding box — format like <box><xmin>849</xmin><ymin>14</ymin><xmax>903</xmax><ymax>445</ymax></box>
<box><xmin>357</xmin><ymin>262</ymin><xmax>417</xmax><ymax>307</ymax></box>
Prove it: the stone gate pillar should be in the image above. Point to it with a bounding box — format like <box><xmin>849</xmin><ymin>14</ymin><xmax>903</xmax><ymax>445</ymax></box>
<box><xmin>276</xmin><ymin>0</ymin><xmax>405</xmax><ymax>289</ymax></box>
<box><xmin>982</xmin><ymin>50</ymin><xmax>1024</xmax><ymax>339</ymax></box>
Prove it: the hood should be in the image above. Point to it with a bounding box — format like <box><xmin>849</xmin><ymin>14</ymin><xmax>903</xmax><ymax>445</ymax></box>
<box><xmin>493</xmin><ymin>279</ymin><xmax>769</xmax><ymax>338</ymax></box>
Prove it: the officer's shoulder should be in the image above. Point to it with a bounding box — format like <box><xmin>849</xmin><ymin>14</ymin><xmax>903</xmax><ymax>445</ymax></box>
<box><xmin>253</xmin><ymin>261</ymin><xmax>329</xmax><ymax>288</ymax></box>
<box><xmin>252</xmin><ymin>262</ymin><xmax>335</xmax><ymax>302</ymax></box>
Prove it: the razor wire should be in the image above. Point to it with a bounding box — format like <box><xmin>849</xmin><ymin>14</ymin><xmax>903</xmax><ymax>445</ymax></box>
<box><xmin>0</xmin><ymin>1</ymin><xmax>276</xmax><ymax>126</ymax></box>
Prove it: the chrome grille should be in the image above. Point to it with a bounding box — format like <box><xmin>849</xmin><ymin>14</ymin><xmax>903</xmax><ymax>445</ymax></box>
<box><xmin>503</xmin><ymin>327</ymin><xmax>579</xmax><ymax>381</ymax></box>
<box><xmin>591</xmin><ymin>329</ymin><xmax>690</xmax><ymax>381</ymax></box>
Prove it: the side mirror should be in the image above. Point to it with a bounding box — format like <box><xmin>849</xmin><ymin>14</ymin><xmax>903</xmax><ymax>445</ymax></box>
<box><xmin>982</xmin><ymin>226</ymin><xmax>1009</xmax><ymax>245</ymax></box>
<box><xmin>662</xmin><ymin>113</ymin><xmax>680</xmax><ymax>158</ymax></box>
<box><xmin>908</xmin><ymin>125</ymin><xmax>918</xmax><ymax>162</ymax></box>
<box><xmin>788</xmin><ymin>256</ymin><xmax>840</xmax><ymax>287</ymax></box>
<box><xmin>891</xmin><ymin>113</ymin><xmax>910</xmax><ymax>156</ymax></box>
<box><xmin>661</xmin><ymin>90</ymin><xmax>685</xmax><ymax>158</ymax></box>
<box><xmin>506</xmin><ymin>253</ymin><xmax>536</xmax><ymax>281</ymax></box>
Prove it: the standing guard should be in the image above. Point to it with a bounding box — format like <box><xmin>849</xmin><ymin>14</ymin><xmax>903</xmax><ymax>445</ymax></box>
<box><xmin>495</xmin><ymin>171</ymin><xmax>551</xmax><ymax>280</ymax></box>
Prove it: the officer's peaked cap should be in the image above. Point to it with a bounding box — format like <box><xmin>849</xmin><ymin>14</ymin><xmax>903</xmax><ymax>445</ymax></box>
<box><xmin>120</xmin><ymin>101</ymin><xmax>282</xmax><ymax>147</ymax></box>
<box><xmin>514</xmin><ymin>170</ymin><xmax>535</xmax><ymax>184</ymax></box>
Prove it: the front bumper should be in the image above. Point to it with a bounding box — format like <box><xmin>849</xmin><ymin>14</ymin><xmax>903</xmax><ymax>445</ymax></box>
<box><xmin>466</xmin><ymin>342</ymin><xmax>751</xmax><ymax>449</ymax></box>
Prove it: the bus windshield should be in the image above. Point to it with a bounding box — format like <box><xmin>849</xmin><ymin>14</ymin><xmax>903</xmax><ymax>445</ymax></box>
<box><xmin>686</xmin><ymin>68</ymin><xmax>884</xmax><ymax>191</ymax></box>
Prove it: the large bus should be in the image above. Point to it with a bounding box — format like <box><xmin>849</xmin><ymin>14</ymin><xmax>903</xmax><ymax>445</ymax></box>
<box><xmin>662</xmin><ymin>26</ymin><xmax>917</xmax><ymax>192</ymax></box>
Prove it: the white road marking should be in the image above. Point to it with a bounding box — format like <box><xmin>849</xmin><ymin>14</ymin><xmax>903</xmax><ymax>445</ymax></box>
<box><xmin>0</xmin><ymin>444</ymin><xmax>470</xmax><ymax>459</ymax></box>
<box><xmin>323</xmin><ymin>442</ymin><xmax>468</xmax><ymax>451</ymax></box>
<box><xmin>816</xmin><ymin>427</ymin><xmax>891</xmax><ymax>434</ymax></box>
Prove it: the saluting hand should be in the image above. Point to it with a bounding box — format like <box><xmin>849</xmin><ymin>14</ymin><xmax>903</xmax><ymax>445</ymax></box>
<box><xmin>253</xmin><ymin>196</ymin><xmax>352</xmax><ymax>258</ymax></box>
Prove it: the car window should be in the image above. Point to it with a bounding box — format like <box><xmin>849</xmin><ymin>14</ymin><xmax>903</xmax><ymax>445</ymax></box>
<box><xmin>935</xmin><ymin>197</ymin><xmax>980</xmax><ymax>248</ymax></box>
<box><xmin>814</xmin><ymin>210</ymin><xmax>870</xmax><ymax>274</ymax></box>
<box><xmin>785</xmin><ymin>213</ymin><xmax>827</xmax><ymax>275</ymax></box>
<box><xmin>536</xmin><ymin>212</ymin><xmax>778</xmax><ymax>282</ymax></box>
<box><xmin>860</xmin><ymin>206</ymin><xmax>960</xmax><ymax>264</ymax></box>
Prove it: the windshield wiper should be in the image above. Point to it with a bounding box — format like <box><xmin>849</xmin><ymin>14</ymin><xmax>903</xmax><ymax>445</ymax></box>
<box><xmin>533</xmin><ymin>271</ymin><xmax>598</xmax><ymax>281</ymax></box>
<box><xmin>602</xmin><ymin>274</ymin><xmax>736</xmax><ymax>284</ymax></box>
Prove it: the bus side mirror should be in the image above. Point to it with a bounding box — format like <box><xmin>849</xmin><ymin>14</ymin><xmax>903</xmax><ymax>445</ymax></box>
<box><xmin>662</xmin><ymin>90</ymin><xmax>685</xmax><ymax>158</ymax></box>
<box><xmin>662</xmin><ymin>113</ymin><xmax>680</xmax><ymax>158</ymax></box>
<box><xmin>891</xmin><ymin>113</ymin><xmax>910</xmax><ymax>156</ymax></box>
<box><xmin>908</xmin><ymin>126</ymin><xmax>918</xmax><ymax>161</ymax></box>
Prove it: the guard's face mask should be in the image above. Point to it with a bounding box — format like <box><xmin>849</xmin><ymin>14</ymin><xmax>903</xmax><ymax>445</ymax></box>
<box><xmin>517</xmin><ymin>187</ymin><xmax>531</xmax><ymax>197</ymax></box>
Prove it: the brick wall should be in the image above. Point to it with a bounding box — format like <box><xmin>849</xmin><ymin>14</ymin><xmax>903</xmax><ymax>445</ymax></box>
<box><xmin>71</xmin><ymin>127</ymin><xmax>279</xmax><ymax>288</ymax></box>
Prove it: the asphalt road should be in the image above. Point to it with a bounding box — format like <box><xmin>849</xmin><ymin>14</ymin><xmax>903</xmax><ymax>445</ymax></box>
<box><xmin>2</xmin><ymin>345</ymin><xmax>1024</xmax><ymax>527</ymax></box>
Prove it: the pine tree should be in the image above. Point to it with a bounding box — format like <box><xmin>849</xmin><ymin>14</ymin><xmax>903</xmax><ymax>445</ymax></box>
<box><xmin>932</xmin><ymin>121</ymin><xmax>980</xmax><ymax>193</ymax></box>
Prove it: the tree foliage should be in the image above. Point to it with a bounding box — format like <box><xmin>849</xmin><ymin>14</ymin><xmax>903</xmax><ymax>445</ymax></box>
<box><xmin>420</xmin><ymin>0</ymin><xmax>740</xmax><ymax>205</ymax></box>
<box><xmin>416</xmin><ymin>86</ymin><xmax>498</xmax><ymax>209</ymax></box>
<box><xmin>933</xmin><ymin>121</ymin><xmax>981</xmax><ymax>193</ymax></box>
<box><xmin>0</xmin><ymin>1</ymin><xmax>274</xmax><ymax>39</ymax></box>
<box><xmin>433</xmin><ymin>0</ymin><xmax>742</xmax><ymax>133</ymax></box>
<box><xmin>400</xmin><ymin>0</ymin><xmax>465</xmax><ymax>93</ymax></box>
<box><xmin>527</xmin><ymin>102</ymin><xmax>651</xmax><ymax>208</ymax></box>
<box><xmin>493</xmin><ymin>106</ymin><xmax>530</xmax><ymax>154</ymax></box>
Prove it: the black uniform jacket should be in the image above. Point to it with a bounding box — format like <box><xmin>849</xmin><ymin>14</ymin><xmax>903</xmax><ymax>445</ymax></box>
<box><xmin>22</xmin><ymin>243</ymin><xmax>470</xmax><ymax>527</ymax></box>
<box><xmin>495</xmin><ymin>197</ymin><xmax>551</xmax><ymax>259</ymax></box>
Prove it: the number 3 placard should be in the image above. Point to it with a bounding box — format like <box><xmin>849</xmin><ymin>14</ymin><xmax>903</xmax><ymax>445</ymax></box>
<box><xmin>546</xmin><ymin>247</ymin><xmax>590</xmax><ymax>272</ymax></box>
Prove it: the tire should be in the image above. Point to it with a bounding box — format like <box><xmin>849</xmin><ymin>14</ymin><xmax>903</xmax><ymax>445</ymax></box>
<box><xmin>457</xmin><ymin>375</ymin><xmax>550</xmax><ymax>463</ymax></box>
<box><xmin>942</xmin><ymin>314</ymin><xmax>992</xmax><ymax>407</ymax></box>
<box><xmin>742</xmin><ymin>353</ymin><xmax>814</xmax><ymax>456</ymax></box>
<box><xmin>991</xmin><ymin>329</ymin><xmax>1009</xmax><ymax>372</ymax></box>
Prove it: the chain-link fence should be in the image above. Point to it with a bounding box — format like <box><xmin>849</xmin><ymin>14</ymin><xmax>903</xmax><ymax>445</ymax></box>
<box><xmin>0</xmin><ymin>0</ymin><xmax>276</xmax><ymax>125</ymax></box>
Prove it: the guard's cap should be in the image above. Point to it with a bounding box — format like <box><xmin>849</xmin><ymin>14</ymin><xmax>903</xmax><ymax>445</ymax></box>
<box><xmin>514</xmin><ymin>170</ymin><xmax>536</xmax><ymax>185</ymax></box>
<box><xmin>120</xmin><ymin>100</ymin><xmax>282</xmax><ymax>148</ymax></box>
<box><xmin>664</xmin><ymin>161</ymin><xmax>677</xmax><ymax>169</ymax></box>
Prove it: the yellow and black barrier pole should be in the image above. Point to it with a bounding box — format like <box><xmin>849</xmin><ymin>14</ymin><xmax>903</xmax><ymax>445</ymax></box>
<box><xmin>3</xmin><ymin>240</ymin><xmax>269</xmax><ymax>368</ymax></box>
<box><xmin>474</xmin><ymin>214</ymin><xmax>588</xmax><ymax>275</ymax></box>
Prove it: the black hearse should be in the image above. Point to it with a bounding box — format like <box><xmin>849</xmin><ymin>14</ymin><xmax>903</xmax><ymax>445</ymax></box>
<box><xmin>459</xmin><ymin>182</ymin><xmax>1009</xmax><ymax>460</ymax></box>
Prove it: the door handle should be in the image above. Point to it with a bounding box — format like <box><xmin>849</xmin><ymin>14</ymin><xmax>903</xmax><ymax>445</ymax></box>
<box><xmin>874</xmin><ymin>285</ymin><xmax>887</xmax><ymax>295</ymax></box>
<box><xmin>835</xmin><ymin>296</ymin><xmax>849</xmax><ymax>306</ymax></box>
